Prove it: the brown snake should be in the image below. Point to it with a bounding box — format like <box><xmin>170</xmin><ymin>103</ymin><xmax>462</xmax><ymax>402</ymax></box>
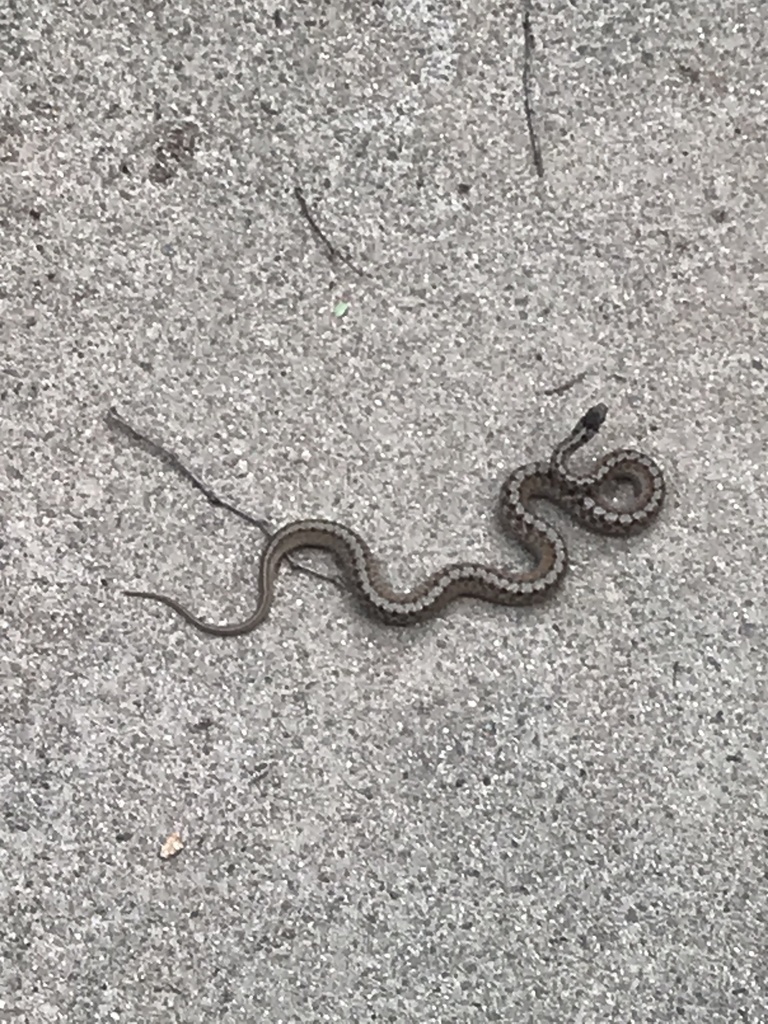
<box><xmin>124</xmin><ymin>404</ymin><xmax>664</xmax><ymax>635</ymax></box>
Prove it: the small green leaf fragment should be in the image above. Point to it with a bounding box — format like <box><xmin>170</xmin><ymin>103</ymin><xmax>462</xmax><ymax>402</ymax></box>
<box><xmin>333</xmin><ymin>301</ymin><xmax>349</xmax><ymax>318</ymax></box>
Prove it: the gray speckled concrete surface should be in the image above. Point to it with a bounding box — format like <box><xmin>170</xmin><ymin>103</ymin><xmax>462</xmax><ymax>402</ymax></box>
<box><xmin>2</xmin><ymin>2</ymin><xmax>767</xmax><ymax>1021</ymax></box>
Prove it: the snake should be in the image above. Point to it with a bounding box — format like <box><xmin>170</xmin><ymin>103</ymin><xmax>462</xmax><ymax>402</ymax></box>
<box><xmin>124</xmin><ymin>404</ymin><xmax>665</xmax><ymax>635</ymax></box>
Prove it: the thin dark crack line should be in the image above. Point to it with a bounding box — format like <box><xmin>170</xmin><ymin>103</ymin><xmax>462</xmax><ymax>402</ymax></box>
<box><xmin>522</xmin><ymin>6</ymin><xmax>545</xmax><ymax>178</ymax></box>
<box><xmin>541</xmin><ymin>370</ymin><xmax>589</xmax><ymax>397</ymax></box>
<box><xmin>293</xmin><ymin>185</ymin><xmax>366</xmax><ymax>277</ymax></box>
<box><xmin>105</xmin><ymin>407</ymin><xmax>344</xmax><ymax>592</ymax></box>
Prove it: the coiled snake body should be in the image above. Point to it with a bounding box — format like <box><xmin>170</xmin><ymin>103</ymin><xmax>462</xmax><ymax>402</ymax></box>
<box><xmin>125</xmin><ymin>404</ymin><xmax>664</xmax><ymax>635</ymax></box>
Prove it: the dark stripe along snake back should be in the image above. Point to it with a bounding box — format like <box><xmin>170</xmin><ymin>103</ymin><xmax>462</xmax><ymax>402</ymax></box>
<box><xmin>124</xmin><ymin>404</ymin><xmax>665</xmax><ymax>636</ymax></box>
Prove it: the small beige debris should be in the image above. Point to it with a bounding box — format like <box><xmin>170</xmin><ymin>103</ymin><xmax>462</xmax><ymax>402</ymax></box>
<box><xmin>159</xmin><ymin>831</ymin><xmax>184</xmax><ymax>860</ymax></box>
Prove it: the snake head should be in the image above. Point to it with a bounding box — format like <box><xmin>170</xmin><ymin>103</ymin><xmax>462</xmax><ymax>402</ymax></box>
<box><xmin>578</xmin><ymin>403</ymin><xmax>608</xmax><ymax>435</ymax></box>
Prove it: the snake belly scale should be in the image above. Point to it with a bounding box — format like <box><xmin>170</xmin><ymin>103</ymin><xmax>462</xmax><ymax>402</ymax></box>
<box><xmin>124</xmin><ymin>404</ymin><xmax>665</xmax><ymax>635</ymax></box>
